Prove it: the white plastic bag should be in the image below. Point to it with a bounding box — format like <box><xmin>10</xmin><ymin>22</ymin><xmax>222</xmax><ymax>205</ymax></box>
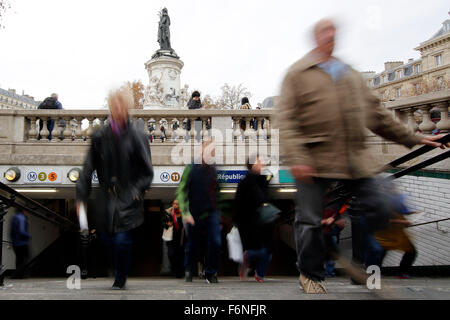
<box><xmin>227</xmin><ymin>226</ymin><xmax>243</xmax><ymax>263</ymax></box>
<box><xmin>162</xmin><ymin>226</ymin><xmax>174</xmax><ymax>241</ymax></box>
<box><xmin>78</xmin><ymin>201</ymin><xmax>89</xmax><ymax>231</ymax></box>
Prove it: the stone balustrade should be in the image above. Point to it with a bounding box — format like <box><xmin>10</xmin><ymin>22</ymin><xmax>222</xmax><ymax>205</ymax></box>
<box><xmin>0</xmin><ymin>109</ymin><xmax>273</xmax><ymax>144</ymax></box>
<box><xmin>385</xmin><ymin>88</ymin><xmax>450</xmax><ymax>134</ymax></box>
<box><xmin>0</xmin><ymin>89</ymin><xmax>449</xmax><ymax>169</ymax></box>
<box><xmin>0</xmin><ymin>109</ymin><xmax>275</xmax><ymax>166</ymax></box>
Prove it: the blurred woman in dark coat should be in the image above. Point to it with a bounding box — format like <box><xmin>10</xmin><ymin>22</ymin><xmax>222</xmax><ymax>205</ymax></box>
<box><xmin>233</xmin><ymin>155</ymin><xmax>274</xmax><ymax>282</ymax></box>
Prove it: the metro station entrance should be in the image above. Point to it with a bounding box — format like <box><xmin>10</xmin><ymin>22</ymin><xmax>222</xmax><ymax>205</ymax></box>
<box><xmin>5</xmin><ymin>194</ymin><xmax>299</xmax><ymax>279</ymax></box>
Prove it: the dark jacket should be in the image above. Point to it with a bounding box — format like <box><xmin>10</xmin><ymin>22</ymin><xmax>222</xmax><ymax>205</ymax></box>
<box><xmin>10</xmin><ymin>212</ymin><xmax>30</xmax><ymax>247</ymax></box>
<box><xmin>233</xmin><ymin>172</ymin><xmax>274</xmax><ymax>252</ymax></box>
<box><xmin>187</xmin><ymin>98</ymin><xmax>202</xmax><ymax>109</ymax></box>
<box><xmin>38</xmin><ymin>98</ymin><xmax>63</xmax><ymax>110</ymax></box>
<box><xmin>76</xmin><ymin>120</ymin><xmax>154</xmax><ymax>234</ymax></box>
<box><xmin>177</xmin><ymin>164</ymin><xmax>219</xmax><ymax>221</ymax></box>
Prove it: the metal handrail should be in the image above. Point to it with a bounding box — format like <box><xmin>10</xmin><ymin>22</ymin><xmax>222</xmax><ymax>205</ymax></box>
<box><xmin>278</xmin><ymin>136</ymin><xmax>450</xmax><ymax>226</ymax></box>
<box><xmin>408</xmin><ymin>217</ymin><xmax>450</xmax><ymax>228</ymax></box>
<box><xmin>386</xmin><ymin>133</ymin><xmax>450</xmax><ymax>168</ymax></box>
<box><xmin>337</xmin><ymin>218</ymin><xmax>450</xmax><ymax>242</ymax></box>
<box><xmin>0</xmin><ymin>181</ymin><xmax>76</xmax><ymax>228</ymax></box>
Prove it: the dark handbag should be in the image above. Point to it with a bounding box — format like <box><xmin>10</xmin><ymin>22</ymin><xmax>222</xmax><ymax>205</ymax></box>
<box><xmin>257</xmin><ymin>203</ymin><xmax>281</xmax><ymax>225</ymax></box>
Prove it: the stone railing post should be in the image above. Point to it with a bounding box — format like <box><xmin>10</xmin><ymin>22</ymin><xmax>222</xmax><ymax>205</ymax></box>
<box><xmin>243</xmin><ymin>117</ymin><xmax>251</xmax><ymax>140</ymax></box>
<box><xmin>265</xmin><ymin>117</ymin><xmax>271</xmax><ymax>140</ymax></box>
<box><xmin>407</xmin><ymin>108</ymin><xmax>419</xmax><ymax>132</ymax></box>
<box><xmin>27</xmin><ymin>117</ymin><xmax>38</xmax><ymax>141</ymax></box>
<box><xmin>154</xmin><ymin>117</ymin><xmax>162</xmax><ymax>142</ymax></box>
<box><xmin>232</xmin><ymin>117</ymin><xmax>242</xmax><ymax>142</ymax></box>
<box><xmin>418</xmin><ymin>105</ymin><xmax>436</xmax><ymax>134</ymax></box>
<box><xmin>39</xmin><ymin>117</ymin><xmax>50</xmax><ymax>141</ymax></box>
<box><xmin>143</xmin><ymin>117</ymin><xmax>151</xmax><ymax>137</ymax></box>
<box><xmin>165</xmin><ymin>118</ymin><xmax>173</xmax><ymax>141</ymax></box>
<box><xmin>63</xmin><ymin>117</ymin><xmax>72</xmax><ymax>141</ymax></box>
<box><xmin>435</xmin><ymin>102</ymin><xmax>450</xmax><ymax>133</ymax></box>
<box><xmin>74</xmin><ymin>117</ymin><xmax>84</xmax><ymax>141</ymax></box>
<box><xmin>201</xmin><ymin>117</ymin><xmax>209</xmax><ymax>140</ymax></box>
<box><xmin>86</xmin><ymin>117</ymin><xmax>94</xmax><ymax>141</ymax></box>
<box><xmin>257</xmin><ymin>117</ymin><xmax>266</xmax><ymax>141</ymax></box>
<box><xmin>54</xmin><ymin>116</ymin><xmax>64</xmax><ymax>142</ymax></box>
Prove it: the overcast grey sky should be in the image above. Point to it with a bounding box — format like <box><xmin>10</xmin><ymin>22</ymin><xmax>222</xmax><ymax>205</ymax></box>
<box><xmin>0</xmin><ymin>0</ymin><xmax>448</xmax><ymax>109</ymax></box>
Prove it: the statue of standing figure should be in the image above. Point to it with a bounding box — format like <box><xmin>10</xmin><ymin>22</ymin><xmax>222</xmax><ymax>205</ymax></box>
<box><xmin>158</xmin><ymin>8</ymin><xmax>172</xmax><ymax>51</ymax></box>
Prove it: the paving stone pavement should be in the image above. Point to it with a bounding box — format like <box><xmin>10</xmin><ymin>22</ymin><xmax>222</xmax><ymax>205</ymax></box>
<box><xmin>0</xmin><ymin>276</ymin><xmax>449</xmax><ymax>300</ymax></box>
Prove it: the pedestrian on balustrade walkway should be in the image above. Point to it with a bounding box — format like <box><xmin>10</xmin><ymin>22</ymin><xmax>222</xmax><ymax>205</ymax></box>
<box><xmin>276</xmin><ymin>18</ymin><xmax>448</xmax><ymax>294</ymax></box>
<box><xmin>37</xmin><ymin>93</ymin><xmax>63</xmax><ymax>141</ymax></box>
<box><xmin>186</xmin><ymin>91</ymin><xmax>203</xmax><ymax>142</ymax></box>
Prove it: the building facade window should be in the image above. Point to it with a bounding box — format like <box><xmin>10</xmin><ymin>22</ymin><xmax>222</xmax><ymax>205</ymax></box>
<box><xmin>388</xmin><ymin>72</ymin><xmax>396</xmax><ymax>82</ymax></box>
<box><xmin>396</xmin><ymin>87</ymin><xmax>401</xmax><ymax>97</ymax></box>
<box><xmin>435</xmin><ymin>54</ymin><xmax>442</xmax><ymax>66</ymax></box>
<box><xmin>416</xmin><ymin>64</ymin><xmax>421</xmax><ymax>73</ymax></box>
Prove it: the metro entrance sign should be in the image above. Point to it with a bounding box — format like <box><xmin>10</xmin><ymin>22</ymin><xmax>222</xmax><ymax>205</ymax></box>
<box><xmin>217</xmin><ymin>171</ymin><xmax>248</xmax><ymax>183</ymax></box>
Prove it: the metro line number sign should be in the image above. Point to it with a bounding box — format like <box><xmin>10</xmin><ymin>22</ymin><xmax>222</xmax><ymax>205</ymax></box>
<box><xmin>24</xmin><ymin>169</ymin><xmax>61</xmax><ymax>184</ymax></box>
<box><xmin>158</xmin><ymin>171</ymin><xmax>181</xmax><ymax>183</ymax></box>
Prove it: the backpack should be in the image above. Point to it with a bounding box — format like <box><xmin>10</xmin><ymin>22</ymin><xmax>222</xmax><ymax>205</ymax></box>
<box><xmin>39</xmin><ymin>97</ymin><xmax>58</xmax><ymax>109</ymax></box>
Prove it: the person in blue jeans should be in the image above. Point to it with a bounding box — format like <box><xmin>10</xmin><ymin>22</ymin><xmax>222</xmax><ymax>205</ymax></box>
<box><xmin>99</xmin><ymin>231</ymin><xmax>133</xmax><ymax>283</ymax></box>
<box><xmin>177</xmin><ymin>139</ymin><xmax>222</xmax><ymax>284</ymax></box>
<box><xmin>233</xmin><ymin>155</ymin><xmax>274</xmax><ymax>282</ymax></box>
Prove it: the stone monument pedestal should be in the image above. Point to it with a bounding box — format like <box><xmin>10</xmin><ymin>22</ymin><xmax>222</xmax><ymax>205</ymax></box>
<box><xmin>143</xmin><ymin>54</ymin><xmax>184</xmax><ymax>109</ymax></box>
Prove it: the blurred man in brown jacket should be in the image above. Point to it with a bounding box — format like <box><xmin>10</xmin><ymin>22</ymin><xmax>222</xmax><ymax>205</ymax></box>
<box><xmin>276</xmin><ymin>18</ymin><xmax>446</xmax><ymax>294</ymax></box>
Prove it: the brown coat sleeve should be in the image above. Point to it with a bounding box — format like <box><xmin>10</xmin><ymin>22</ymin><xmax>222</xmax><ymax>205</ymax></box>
<box><xmin>361</xmin><ymin>75</ymin><xmax>424</xmax><ymax>148</ymax></box>
<box><xmin>275</xmin><ymin>71</ymin><xmax>315</xmax><ymax>168</ymax></box>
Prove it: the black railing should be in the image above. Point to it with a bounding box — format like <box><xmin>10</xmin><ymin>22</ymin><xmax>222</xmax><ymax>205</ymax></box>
<box><xmin>278</xmin><ymin>133</ymin><xmax>450</xmax><ymax>226</ymax></box>
<box><xmin>0</xmin><ymin>181</ymin><xmax>77</xmax><ymax>286</ymax></box>
<box><xmin>0</xmin><ymin>181</ymin><xmax>76</xmax><ymax>227</ymax></box>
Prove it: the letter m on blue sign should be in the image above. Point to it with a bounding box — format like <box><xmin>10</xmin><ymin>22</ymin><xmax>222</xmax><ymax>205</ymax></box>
<box><xmin>27</xmin><ymin>172</ymin><xmax>37</xmax><ymax>182</ymax></box>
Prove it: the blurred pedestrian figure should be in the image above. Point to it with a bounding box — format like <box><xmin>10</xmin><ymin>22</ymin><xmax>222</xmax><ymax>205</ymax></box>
<box><xmin>276</xmin><ymin>18</ymin><xmax>447</xmax><ymax>294</ymax></box>
<box><xmin>76</xmin><ymin>86</ymin><xmax>154</xmax><ymax>290</ymax></box>
<box><xmin>321</xmin><ymin>202</ymin><xmax>347</xmax><ymax>277</ymax></box>
<box><xmin>177</xmin><ymin>139</ymin><xmax>221</xmax><ymax>283</ymax></box>
<box><xmin>10</xmin><ymin>211</ymin><xmax>30</xmax><ymax>279</ymax></box>
<box><xmin>162</xmin><ymin>199</ymin><xmax>185</xmax><ymax>278</ymax></box>
<box><xmin>373</xmin><ymin>194</ymin><xmax>417</xmax><ymax>279</ymax></box>
<box><xmin>233</xmin><ymin>155</ymin><xmax>275</xmax><ymax>283</ymax></box>
<box><xmin>37</xmin><ymin>93</ymin><xmax>63</xmax><ymax>141</ymax></box>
